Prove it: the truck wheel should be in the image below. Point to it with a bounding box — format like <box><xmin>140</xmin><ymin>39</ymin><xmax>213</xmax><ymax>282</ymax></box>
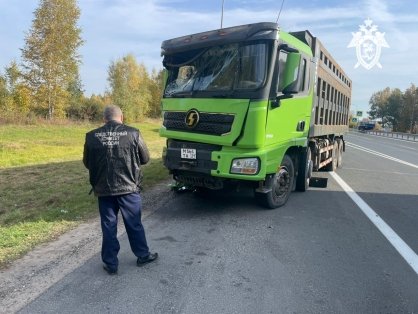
<box><xmin>324</xmin><ymin>142</ymin><xmax>337</xmax><ymax>172</ymax></box>
<box><xmin>296</xmin><ymin>147</ymin><xmax>312</xmax><ymax>192</ymax></box>
<box><xmin>337</xmin><ymin>139</ymin><xmax>343</xmax><ymax>168</ymax></box>
<box><xmin>255</xmin><ymin>155</ymin><xmax>294</xmax><ymax>209</ymax></box>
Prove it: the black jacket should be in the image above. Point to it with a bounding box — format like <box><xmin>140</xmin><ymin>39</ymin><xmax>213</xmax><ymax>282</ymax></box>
<box><xmin>83</xmin><ymin>120</ymin><xmax>150</xmax><ymax>196</ymax></box>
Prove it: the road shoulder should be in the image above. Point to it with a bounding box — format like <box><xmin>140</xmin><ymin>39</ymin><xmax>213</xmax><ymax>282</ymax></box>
<box><xmin>0</xmin><ymin>180</ymin><xmax>173</xmax><ymax>313</ymax></box>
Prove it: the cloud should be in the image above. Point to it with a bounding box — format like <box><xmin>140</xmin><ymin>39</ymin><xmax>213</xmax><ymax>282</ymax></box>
<box><xmin>363</xmin><ymin>0</ymin><xmax>410</xmax><ymax>49</ymax></box>
<box><xmin>2</xmin><ymin>0</ymin><xmax>416</xmax><ymax>113</ymax></box>
<box><xmin>365</xmin><ymin>0</ymin><xmax>393</xmax><ymax>22</ymax></box>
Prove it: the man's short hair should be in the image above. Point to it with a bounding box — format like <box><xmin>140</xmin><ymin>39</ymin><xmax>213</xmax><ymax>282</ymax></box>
<box><xmin>103</xmin><ymin>105</ymin><xmax>123</xmax><ymax>122</ymax></box>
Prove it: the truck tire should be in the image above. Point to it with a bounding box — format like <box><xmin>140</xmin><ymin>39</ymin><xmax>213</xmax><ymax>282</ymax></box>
<box><xmin>337</xmin><ymin>139</ymin><xmax>343</xmax><ymax>168</ymax></box>
<box><xmin>255</xmin><ymin>154</ymin><xmax>294</xmax><ymax>209</ymax></box>
<box><xmin>296</xmin><ymin>147</ymin><xmax>312</xmax><ymax>192</ymax></box>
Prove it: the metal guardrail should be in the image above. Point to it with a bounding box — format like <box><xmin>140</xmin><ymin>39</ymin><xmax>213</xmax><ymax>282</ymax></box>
<box><xmin>366</xmin><ymin>130</ymin><xmax>418</xmax><ymax>142</ymax></box>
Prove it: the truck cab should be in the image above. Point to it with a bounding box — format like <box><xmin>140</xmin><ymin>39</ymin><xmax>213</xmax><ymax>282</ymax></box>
<box><xmin>160</xmin><ymin>22</ymin><xmax>351</xmax><ymax>208</ymax></box>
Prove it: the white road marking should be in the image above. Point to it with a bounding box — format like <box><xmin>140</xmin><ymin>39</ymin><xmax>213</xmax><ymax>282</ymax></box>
<box><xmin>397</xmin><ymin>145</ymin><xmax>417</xmax><ymax>151</ymax></box>
<box><xmin>330</xmin><ymin>172</ymin><xmax>418</xmax><ymax>276</ymax></box>
<box><xmin>346</xmin><ymin>142</ymin><xmax>418</xmax><ymax>169</ymax></box>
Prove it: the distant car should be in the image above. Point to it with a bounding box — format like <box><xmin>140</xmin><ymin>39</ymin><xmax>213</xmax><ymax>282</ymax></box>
<box><xmin>358</xmin><ymin>122</ymin><xmax>375</xmax><ymax>131</ymax></box>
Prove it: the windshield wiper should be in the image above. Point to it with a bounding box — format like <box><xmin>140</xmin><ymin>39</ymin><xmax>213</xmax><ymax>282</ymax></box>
<box><xmin>209</xmin><ymin>90</ymin><xmax>234</xmax><ymax>98</ymax></box>
<box><xmin>211</xmin><ymin>94</ymin><xmax>230</xmax><ymax>98</ymax></box>
<box><xmin>165</xmin><ymin>91</ymin><xmax>193</xmax><ymax>98</ymax></box>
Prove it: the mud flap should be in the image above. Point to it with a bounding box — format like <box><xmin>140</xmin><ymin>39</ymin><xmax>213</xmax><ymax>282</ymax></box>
<box><xmin>309</xmin><ymin>177</ymin><xmax>328</xmax><ymax>188</ymax></box>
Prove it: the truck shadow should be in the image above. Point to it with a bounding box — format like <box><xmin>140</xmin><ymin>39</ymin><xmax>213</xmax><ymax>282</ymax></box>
<box><xmin>156</xmin><ymin>184</ymin><xmax>418</xmax><ymax>251</ymax></box>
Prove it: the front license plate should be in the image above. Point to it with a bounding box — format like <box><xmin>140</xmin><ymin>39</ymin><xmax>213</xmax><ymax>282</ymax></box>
<box><xmin>181</xmin><ymin>148</ymin><xmax>196</xmax><ymax>159</ymax></box>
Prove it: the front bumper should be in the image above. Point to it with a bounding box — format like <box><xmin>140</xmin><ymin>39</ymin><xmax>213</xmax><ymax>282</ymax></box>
<box><xmin>163</xmin><ymin>139</ymin><xmax>268</xmax><ymax>182</ymax></box>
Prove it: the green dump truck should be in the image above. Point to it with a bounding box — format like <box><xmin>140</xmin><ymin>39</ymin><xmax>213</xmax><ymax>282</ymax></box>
<box><xmin>159</xmin><ymin>22</ymin><xmax>352</xmax><ymax>208</ymax></box>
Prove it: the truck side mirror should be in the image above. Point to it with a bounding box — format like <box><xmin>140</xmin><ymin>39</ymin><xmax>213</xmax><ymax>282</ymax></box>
<box><xmin>271</xmin><ymin>93</ymin><xmax>294</xmax><ymax>108</ymax></box>
<box><xmin>281</xmin><ymin>52</ymin><xmax>302</xmax><ymax>95</ymax></box>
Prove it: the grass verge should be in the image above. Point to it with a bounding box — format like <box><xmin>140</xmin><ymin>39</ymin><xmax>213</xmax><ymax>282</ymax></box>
<box><xmin>0</xmin><ymin>120</ymin><xmax>169</xmax><ymax>268</ymax></box>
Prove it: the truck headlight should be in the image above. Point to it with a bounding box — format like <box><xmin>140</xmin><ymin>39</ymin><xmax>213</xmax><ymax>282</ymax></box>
<box><xmin>230</xmin><ymin>158</ymin><xmax>259</xmax><ymax>175</ymax></box>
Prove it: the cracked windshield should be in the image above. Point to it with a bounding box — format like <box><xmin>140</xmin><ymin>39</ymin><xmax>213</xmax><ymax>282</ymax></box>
<box><xmin>164</xmin><ymin>43</ymin><xmax>267</xmax><ymax>96</ymax></box>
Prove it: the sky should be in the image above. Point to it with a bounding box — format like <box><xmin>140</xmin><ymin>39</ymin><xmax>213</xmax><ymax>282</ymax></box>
<box><xmin>1</xmin><ymin>0</ymin><xmax>418</xmax><ymax>116</ymax></box>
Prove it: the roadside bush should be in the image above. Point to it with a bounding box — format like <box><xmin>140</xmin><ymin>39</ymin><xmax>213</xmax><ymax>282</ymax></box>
<box><xmin>66</xmin><ymin>96</ymin><xmax>107</xmax><ymax>121</ymax></box>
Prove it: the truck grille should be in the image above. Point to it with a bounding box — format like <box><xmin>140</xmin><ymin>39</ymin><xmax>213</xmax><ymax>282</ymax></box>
<box><xmin>163</xmin><ymin>111</ymin><xmax>234</xmax><ymax>136</ymax></box>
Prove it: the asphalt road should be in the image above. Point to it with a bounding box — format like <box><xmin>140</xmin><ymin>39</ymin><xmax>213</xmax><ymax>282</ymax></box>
<box><xmin>19</xmin><ymin>131</ymin><xmax>418</xmax><ymax>314</ymax></box>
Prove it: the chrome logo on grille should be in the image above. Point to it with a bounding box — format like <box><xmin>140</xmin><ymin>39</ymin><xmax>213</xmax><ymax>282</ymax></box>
<box><xmin>185</xmin><ymin>109</ymin><xmax>199</xmax><ymax>128</ymax></box>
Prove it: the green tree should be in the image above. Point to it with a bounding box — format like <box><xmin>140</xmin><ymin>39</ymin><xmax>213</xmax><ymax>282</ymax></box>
<box><xmin>0</xmin><ymin>73</ymin><xmax>11</xmax><ymax>117</ymax></box>
<box><xmin>148</xmin><ymin>68</ymin><xmax>164</xmax><ymax>118</ymax></box>
<box><xmin>0</xmin><ymin>63</ymin><xmax>30</xmax><ymax>121</ymax></box>
<box><xmin>4</xmin><ymin>61</ymin><xmax>32</xmax><ymax>117</ymax></box>
<box><xmin>386</xmin><ymin>88</ymin><xmax>402</xmax><ymax>131</ymax></box>
<box><xmin>82</xmin><ymin>94</ymin><xmax>109</xmax><ymax>121</ymax></box>
<box><xmin>108</xmin><ymin>54</ymin><xmax>151</xmax><ymax>122</ymax></box>
<box><xmin>368</xmin><ymin>87</ymin><xmax>391</xmax><ymax>127</ymax></box>
<box><xmin>66</xmin><ymin>73</ymin><xmax>84</xmax><ymax>120</ymax></box>
<box><xmin>5</xmin><ymin>61</ymin><xmax>21</xmax><ymax>93</ymax></box>
<box><xmin>13</xmin><ymin>85</ymin><xmax>32</xmax><ymax>117</ymax></box>
<box><xmin>402</xmin><ymin>84</ymin><xmax>418</xmax><ymax>133</ymax></box>
<box><xmin>21</xmin><ymin>0</ymin><xmax>83</xmax><ymax>119</ymax></box>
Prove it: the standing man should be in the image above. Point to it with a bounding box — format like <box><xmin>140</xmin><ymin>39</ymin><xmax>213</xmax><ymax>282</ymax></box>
<box><xmin>83</xmin><ymin>105</ymin><xmax>158</xmax><ymax>275</ymax></box>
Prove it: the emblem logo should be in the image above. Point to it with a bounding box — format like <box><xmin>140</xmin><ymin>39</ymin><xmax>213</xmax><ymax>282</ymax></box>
<box><xmin>185</xmin><ymin>109</ymin><xmax>199</xmax><ymax>128</ymax></box>
<box><xmin>348</xmin><ymin>18</ymin><xmax>389</xmax><ymax>70</ymax></box>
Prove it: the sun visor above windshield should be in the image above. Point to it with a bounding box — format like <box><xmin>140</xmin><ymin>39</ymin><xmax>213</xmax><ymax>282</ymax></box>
<box><xmin>161</xmin><ymin>22</ymin><xmax>279</xmax><ymax>55</ymax></box>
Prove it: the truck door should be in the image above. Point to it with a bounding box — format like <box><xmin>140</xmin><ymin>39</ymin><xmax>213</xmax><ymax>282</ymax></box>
<box><xmin>265</xmin><ymin>48</ymin><xmax>311</xmax><ymax>149</ymax></box>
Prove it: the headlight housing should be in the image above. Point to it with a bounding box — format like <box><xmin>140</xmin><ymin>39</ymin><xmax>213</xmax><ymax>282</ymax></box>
<box><xmin>230</xmin><ymin>158</ymin><xmax>259</xmax><ymax>175</ymax></box>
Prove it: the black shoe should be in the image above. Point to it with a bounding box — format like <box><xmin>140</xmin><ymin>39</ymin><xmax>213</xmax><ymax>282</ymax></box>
<box><xmin>137</xmin><ymin>253</ymin><xmax>158</xmax><ymax>266</ymax></box>
<box><xmin>103</xmin><ymin>264</ymin><xmax>118</xmax><ymax>275</ymax></box>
